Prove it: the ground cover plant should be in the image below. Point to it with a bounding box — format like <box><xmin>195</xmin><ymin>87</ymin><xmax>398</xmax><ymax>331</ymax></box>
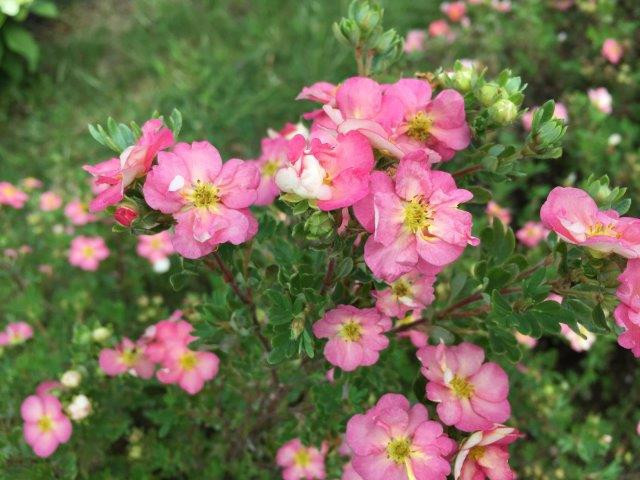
<box><xmin>1</xmin><ymin>1</ymin><xmax>639</xmax><ymax>479</ymax></box>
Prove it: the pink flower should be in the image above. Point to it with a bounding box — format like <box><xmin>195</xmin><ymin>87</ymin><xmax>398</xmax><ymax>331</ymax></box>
<box><xmin>0</xmin><ymin>321</ymin><xmax>33</xmax><ymax>346</ymax></box>
<box><xmin>521</xmin><ymin>103</ymin><xmax>569</xmax><ymax>131</ymax></box>
<box><xmin>68</xmin><ymin>236</ymin><xmax>110</xmax><ymax>271</ymax></box>
<box><xmin>486</xmin><ymin>201</ymin><xmax>512</xmax><ymax>226</ymax></box>
<box><xmin>417</xmin><ymin>342</ymin><xmax>511</xmax><ymax>431</ymax></box>
<box><xmin>275</xmin><ymin>132</ymin><xmax>374</xmax><ymax>210</ymax></box>
<box><xmin>22</xmin><ymin>177</ymin><xmax>43</xmax><ymax>190</ymax></box>
<box><xmin>429</xmin><ymin>19</ymin><xmax>451</xmax><ymax>38</ymax></box>
<box><xmin>346</xmin><ymin>393</ymin><xmax>456</xmax><ymax>480</ymax></box>
<box><xmin>341</xmin><ymin>461</ymin><xmax>364</xmax><ymax>480</ymax></box>
<box><xmin>276</xmin><ymin>439</ymin><xmax>327</xmax><ymax>480</ymax></box>
<box><xmin>252</xmin><ymin>135</ymin><xmax>291</xmax><ymax>205</ymax></box>
<box><xmin>602</xmin><ymin>38</ymin><xmax>623</xmax><ymax>64</ymax></box>
<box><xmin>155</xmin><ymin>343</ymin><xmax>219</xmax><ymax>394</ymax></box>
<box><xmin>296</xmin><ymin>81</ymin><xmax>338</xmax><ymax>106</ymax></box>
<box><xmin>35</xmin><ymin>380</ymin><xmax>62</xmax><ymax>396</ymax></box>
<box><xmin>374</xmin><ymin>269</ymin><xmax>438</xmax><ymax>318</ymax></box>
<box><xmin>441</xmin><ymin>2</ymin><xmax>467</xmax><ymax>22</ymax></box>
<box><xmin>84</xmin><ymin>119</ymin><xmax>174</xmax><ymax>212</ymax></box>
<box><xmin>615</xmin><ymin>304</ymin><xmax>640</xmax><ymax>357</ymax></box>
<box><xmin>515</xmin><ymin>221</ymin><xmax>549</xmax><ymax>248</ymax></box>
<box><xmin>540</xmin><ymin>187</ymin><xmax>640</xmax><ymax>258</ymax></box>
<box><xmin>143</xmin><ymin>141</ymin><xmax>260</xmax><ymax>259</ymax></box>
<box><xmin>491</xmin><ymin>0</ymin><xmax>512</xmax><ymax>12</ymax></box>
<box><xmin>21</xmin><ymin>394</ymin><xmax>72</xmax><ymax>458</ymax></box>
<box><xmin>64</xmin><ymin>199</ymin><xmax>97</xmax><ymax>225</ymax></box>
<box><xmin>353</xmin><ymin>171</ymin><xmax>395</xmax><ymax>233</ymax></box>
<box><xmin>39</xmin><ymin>191</ymin><xmax>62</xmax><ymax>211</ymax></box>
<box><xmin>614</xmin><ymin>259</ymin><xmax>640</xmax><ymax>356</ymax></box>
<box><xmin>99</xmin><ymin>338</ymin><xmax>155</xmax><ymax>378</ymax></box>
<box><xmin>312</xmin><ymin>305</ymin><xmax>391</xmax><ymax>372</ymax></box>
<box><xmin>0</xmin><ymin>181</ymin><xmax>28</xmax><ymax>208</ymax></box>
<box><xmin>453</xmin><ymin>426</ymin><xmax>521</xmax><ymax>480</ymax></box>
<box><xmin>137</xmin><ymin>231</ymin><xmax>175</xmax><ymax>263</ymax></box>
<box><xmin>588</xmin><ymin>87</ymin><xmax>612</xmax><ymax>114</ymax></box>
<box><xmin>364</xmin><ymin>155</ymin><xmax>478</xmax><ymax>282</ymax></box>
<box><xmin>404</xmin><ymin>30</ymin><xmax>426</xmax><ymax>53</ymax></box>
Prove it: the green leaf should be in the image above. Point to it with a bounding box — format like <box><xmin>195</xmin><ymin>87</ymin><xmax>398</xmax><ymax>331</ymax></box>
<box><xmin>30</xmin><ymin>0</ymin><xmax>59</xmax><ymax>17</ymax></box>
<box><xmin>264</xmin><ymin>289</ymin><xmax>293</xmax><ymax>325</ymax></box>
<box><xmin>467</xmin><ymin>186</ymin><xmax>492</xmax><ymax>204</ymax></box>
<box><xmin>169</xmin><ymin>109</ymin><xmax>183</xmax><ymax>137</ymax></box>
<box><xmin>334</xmin><ymin>257</ymin><xmax>354</xmax><ymax>280</ymax></box>
<box><xmin>3</xmin><ymin>24</ymin><xmax>39</xmax><ymax>71</ymax></box>
<box><xmin>169</xmin><ymin>270</ymin><xmax>198</xmax><ymax>291</ymax></box>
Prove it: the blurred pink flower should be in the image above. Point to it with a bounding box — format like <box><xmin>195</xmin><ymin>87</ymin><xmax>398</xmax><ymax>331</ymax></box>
<box><xmin>602</xmin><ymin>38</ymin><xmax>623</xmax><ymax>64</ymax></box>
<box><xmin>137</xmin><ymin>231</ymin><xmax>175</xmax><ymax>264</ymax></box>
<box><xmin>68</xmin><ymin>236</ymin><xmax>110</xmax><ymax>271</ymax></box>
<box><xmin>64</xmin><ymin>199</ymin><xmax>97</xmax><ymax>225</ymax></box>
<box><xmin>429</xmin><ymin>19</ymin><xmax>452</xmax><ymax>38</ymax></box>
<box><xmin>588</xmin><ymin>87</ymin><xmax>612</xmax><ymax>114</ymax></box>
<box><xmin>276</xmin><ymin>439</ymin><xmax>327</xmax><ymax>480</ymax></box>
<box><xmin>486</xmin><ymin>201</ymin><xmax>512</xmax><ymax>226</ymax></box>
<box><xmin>0</xmin><ymin>181</ymin><xmax>28</xmax><ymax>208</ymax></box>
<box><xmin>404</xmin><ymin>30</ymin><xmax>426</xmax><ymax>53</ymax></box>
<box><xmin>521</xmin><ymin>102</ymin><xmax>568</xmax><ymax>131</ymax></box>
<box><xmin>441</xmin><ymin>2</ymin><xmax>467</xmax><ymax>22</ymax></box>
<box><xmin>99</xmin><ymin>337</ymin><xmax>155</xmax><ymax>379</ymax></box>
<box><xmin>516</xmin><ymin>221</ymin><xmax>549</xmax><ymax>248</ymax></box>
<box><xmin>39</xmin><ymin>191</ymin><xmax>62</xmax><ymax>211</ymax></box>
<box><xmin>21</xmin><ymin>394</ymin><xmax>72</xmax><ymax>458</ymax></box>
<box><xmin>0</xmin><ymin>321</ymin><xmax>33</xmax><ymax>346</ymax></box>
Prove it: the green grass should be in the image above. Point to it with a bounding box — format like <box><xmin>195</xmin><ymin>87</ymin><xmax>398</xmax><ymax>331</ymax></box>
<box><xmin>0</xmin><ymin>0</ymin><xmax>438</xmax><ymax>189</ymax></box>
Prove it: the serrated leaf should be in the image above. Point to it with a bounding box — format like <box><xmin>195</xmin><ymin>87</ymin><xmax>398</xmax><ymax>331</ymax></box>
<box><xmin>264</xmin><ymin>289</ymin><xmax>293</xmax><ymax>325</ymax></box>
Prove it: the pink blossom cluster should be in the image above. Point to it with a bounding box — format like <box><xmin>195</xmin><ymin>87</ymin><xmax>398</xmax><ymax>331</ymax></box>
<box><xmin>99</xmin><ymin>311</ymin><xmax>219</xmax><ymax>395</ymax></box>
<box><xmin>0</xmin><ymin>181</ymin><xmax>28</xmax><ymax>208</ymax></box>
<box><xmin>276</xmin><ymin>439</ymin><xmax>328</xmax><ymax>480</ymax></box>
<box><xmin>0</xmin><ymin>321</ymin><xmax>33</xmax><ymax>347</ymax></box>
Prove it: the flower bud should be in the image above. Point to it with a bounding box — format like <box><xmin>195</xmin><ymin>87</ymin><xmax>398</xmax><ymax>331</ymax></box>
<box><xmin>452</xmin><ymin>67</ymin><xmax>474</xmax><ymax>93</ymax></box>
<box><xmin>114</xmin><ymin>205</ymin><xmax>138</xmax><ymax>227</ymax></box>
<box><xmin>291</xmin><ymin>317</ymin><xmax>305</xmax><ymax>339</ymax></box>
<box><xmin>60</xmin><ymin>370</ymin><xmax>82</xmax><ymax>388</ymax></box>
<box><xmin>352</xmin><ymin>1</ymin><xmax>382</xmax><ymax>33</ymax></box>
<box><xmin>67</xmin><ymin>394</ymin><xmax>92</xmax><ymax>421</ymax></box>
<box><xmin>489</xmin><ymin>99</ymin><xmax>518</xmax><ymax>124</ymax></box>
<box><xmin>478</xmin><ymin>83</ymin><xmax>500</xmax><ymax>107</ymax></box>
<box><xmin>91</xmin><ymin>326</ymin><xmax>111</xmax><ymax>343</ymax></box>
<box><xmin>129</xmin><ymin>445</ymin><xmax>143</xmax><ymax>460</ymax></box>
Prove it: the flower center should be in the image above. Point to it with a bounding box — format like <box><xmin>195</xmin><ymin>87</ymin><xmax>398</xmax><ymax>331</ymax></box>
<box><xmin>179</xmin><ymin>351</ymin><xmax>198</xmax><ymax>371</ymax></box>
<box><xmin>404</xmin><ymin>197</ymin><xmax>433</xmax><ymax>234</ymax></box>
<box><xmin>586</xmin><ymin>222</ymin><xmax>619</xmax><ymax>238</ymax></box>
<box><xmin>386</xmin><ymin>437</ymin><xmax>412</xmax><ymax>464</ymax></box>
<box><xmin>450</xmin><ymin>375</ymin><xmax>474</xmax><ymax>398</ymax></box>
<box><xmin>188</xmin><ymin>181</ymin><xmax>219</xmax><ymax>209</ymax></box>
<box><xmin>339</xmin><ymin>320</ymin><xmax>363</xmax><ymax>342</ymax></box>
<box><xmin>293</xmin><ymin>448</ymin><xmax>311</xmax><ymax>467</ymax></box>
<box><xmin>469</xmin><ymin>446</ymin><xmax>486</xmax><ymax>461</ymax></box>
<box><xmin>37</xmin><ymin>415</ymin><xmax>54</xmax><ymax>433</ymax></box>
<box><xmin>262</xmin><ymin>159</ymin><xmax>280</xmax><ymax>178</ymax></box>
<box><xmin>406</xmin><ymin>111</ymin><xmax>433</xmax><ymax>141</ymax></box>
<box><xmin>392</xmin><ymin>279</ymin><xmax>411</xmax><ymax>298</ymax></box>
<box><xmin>82</xmin><ymin>246</ymin><xmax>95</xmax><ymax>259</ymax></box>
<box><xmin>120</xmin><ymin>349</ymin><xmax>139</xmax><ymax>367</ymax></box>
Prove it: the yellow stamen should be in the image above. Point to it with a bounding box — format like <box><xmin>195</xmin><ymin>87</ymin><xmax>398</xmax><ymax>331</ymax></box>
<box><xmin>586</xmin><ymin>222</ymin><xmax>619</xmax><ymax>238</ymax></box>
<box><xmin>392</xmin><ymin>279</ymin><xmax>411</xmax><ymax>298</ymax></box>
<box><xmin>387</xmin><ymin>437</ymin><xmax>412</xmax><ymax>463</ymax></box>
<box><xmin>186</xmin><ymin>181</ymin><xmax>219</xmax><ymax>209</ymax></box>
<box><xmin>293</xmin><ymin>448</ymin><xmax>311</xmax><ymax>467</ymax></box>
<box><xmin>179</xmin><ymin>351</ymin><xmax>198</xmax><ymax>371</ymax></box>
<box><xmin>120</xmin><ymin>349</ymin><xmax>139</xmax><ymax>367</ymax></box>
<box><xmin>469</xmin><ymin>446</ymin><xmax>486</xmax><ymax>461</ymax></box>
<box><xmin>406</xmin><ymin>111</ymin><xmax>433</xmax><ymax>141</ymax></box>
<box><xmin>82</xmin><ymin>246</ymin><xmax>95</xmax><ymax>259</ymax></box>
<box><xmin>37</xmin><ymin>415</ymin><xmax>54</xmax><ymax>433</ymax></box>
<box><xmin>262</xmin><ymin>159</ymin><xmax>280</xmax><ymax>178</ymax></box>
<box><xmin>450</xmin><ymin>375</ymin><xmax>474</xmax><ymax>398</ymax></box>
<box><xmin>339</xmin><ymin>320</ymin><xmax>363</xmax><ymax>342</ymax></box>
<box><xmin>404</xmin><ymin>197</ymin><xmax>433</xmax><ymax>234</ymax></box>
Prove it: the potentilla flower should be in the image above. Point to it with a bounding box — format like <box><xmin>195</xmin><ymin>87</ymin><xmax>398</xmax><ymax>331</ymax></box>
<box><xmin>587</xmin><ymin>87</ymin><xmax>612</xmax><ymax>114</ymax></box>
<box><xmin>377</xmin><ymin>78</ymin><xmax>470</xmax><ymax>162</ymax></box>
<box><xmin>404</xmin><ymin>30</ymin><xmax>426</xmax><ymax>53</ymax></box>
<box><xmin>312</xmin><ymin>305</ymin><xmax>391</xmax><ymax>372</ymax></box>
<box><xmin>268</xmin><ymin>122</ymin><xmax>310</xmax><ymax>140</ymax></box>
<box><xmin>441</xmin><ymin>1</ymin><xmax>467</xmax><ymax>22</ymax></box>
<box><xmin>353</xmin><ymin>171</ymin><xmax>395</xmax><ymax>233</ymax></box>
<box><xmin>453</xmin><ymin>426</ymin><xmax>521</xmax><ymax>480</ymax></box>
<box><xmin>0</xmin><ymin>181</ymin><xmax>28</xmax><ymax>208</ymax></box>
<box><xmin>21</xmin><ymin>394</ymin><xmax>72</xmax><ymax>458</ymax></box>
<box><xmin>276</xmin><ymin>438</ymin><xmax>327</xmax><ymax>480</ymax></box>
<box><xmin>296</xmin><ymin>81</ymin><xmax>338</xmax><ymax>106</ymax></box>
<box><xmin>143</xmin><ymin>314</ymin><xmax>195</xmax><ymax>363</ymax></box>
<box><xmin>275</xmin><ymin>132</ymin><xmax>374</xmax><ymax>211</ymax></box>
<box><xmin>374</xmin><ymin>269</ymin><xmax>438</xmax><ymax>318</ymax></box>
<box><xmin>66</xmin><ymin>394</ymin><xmax>92</xmax><ymax>421</ymax></box>
<box><xmin>428</xmin><ymin>19</ymin><xmax>451</xmax><ymax>38</ymax></box>
<box><xmin>516</xmin><ymin>221</ymin><xmax>549</xmax><ymax>248</ymax></box>
<box><xmin>22</xmin><ymin>177</ymin><xmax>43</xmax><ymax>190</ymax></box>
<box><xmin>540</xmin><ymin>187</ymin><xmax>640</xmax><ymax>258</ymax></box>
<box><xmin>364</xmin><ymin>155</ymin><xmax>478</xmax><ymax>282</ymax></box>
<box><xmin>35</xmin><ymin>380</ymin><xmax>62</xmax><ymax>396</ymax></box>
<box><xmin>521</xmin><ymin>102</ymin><xmax>569</xmax><ymax>131</ymax></box>
<box><xmin>64</xmin><ymin>199</ymin><xmax>97</xmax><ymax>225</ymax></box>
<box><xmin>39</xmin><ymin>191</ymin><xmax>63</xmax><ymax>211</ymax></box>
<box><xmin>156</xmin><ymin>342</ymin><xmax>220</xmax><ymax>395</ymax></box>
<box><xmin>68</xmin><ymin>236</ymin><xmax>110</xmax><ymax>271</ymax></box>
<box><xmin>99</xmin><ymin>337</ymin><xmax>155</xmax><ymax>379</ymax></box>
<box><xmin>137</xmin><ymin>231</ymin><xmax>175</xmax><ymax>264</ymax></box>
<box><xmin>615</xmin><ymin>261</ymin><xmax>640</xmax><ymax>355</ymax></box>
<box><xmin>417</xmin><ymin>342</ymin><xmax>511</xmax><ymax>431</ymax></box>
<box><xmin>84</xmin><ymin>119</ymin><xmax>174</xmax><ymax>212</ymax></box>
<box><xmin>143</xmin><ymin>141</ymin><xmax>260</xmax><ymax>259</ymax></box>
<box><xmin>615</xmin><ymin>304</ymin><xmax>640</xmax><ymax>357</ymax></box>
<box><xmin>486</xmin><ymin>201</ymin><xmax>512</xmax><ymax>226</ymax></box>
<box><xmin>252</xmin><ymin>135</ymin><xmax>291</xmax><ymax>205</ymax></box>
<box><xmin>602</xmin><ymin>38</ymin><xmax>623</xmax><ymax>64</ymax></box>
<box><xmin>0</xmin><ymin>321</ymin><xmax>33</xmax><ymax>346</ymax></box>
<box><xmin>341</xmin><ymin>461</ymin><xmax>363</xmax><ymax>480</ymax></box>
<box><xmin>346</xmin><ymin>393</ymin><xmax>456</xmax><ymax>480</ymax></box>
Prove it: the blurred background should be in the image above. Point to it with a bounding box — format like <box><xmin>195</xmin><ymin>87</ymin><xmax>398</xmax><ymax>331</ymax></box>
<box><xmin>1</xmin><ymin>0</ymin><xmax>639</xmax><ymax>478</ymax></box>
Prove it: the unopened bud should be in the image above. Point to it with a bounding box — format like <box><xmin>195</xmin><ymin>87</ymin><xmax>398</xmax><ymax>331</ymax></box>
<box><xmin>478</xmin><ymin>83</ymin><xmax>500</xmax><ymax>107</ymax></box>
<box><xmin>291</xmin><ymin>317</ymin><xmax>305</xmax><ymax>339</ymax></box>
<box><xmin>352</xmin><ymin>1</ymin><xmax>382</xmax><ymax>33</ymax></box>
<box><xmin>114</xmin><ymin>205</ymin><xmax>138</xmax><ymax>227</ymax></box>
<box><xmin>452</xmin><ymin>67</ymin><xmax>474</xmax><ymax>93</ymax></box>
<box><xmin>489</xmin><ymin>99</ymin><xmax>518</xmax><ymax>124</ymax></box>
<box><xmin>91</xmin><ymin>326</ymin><xmax>111</xmax><ymax>343</ymax></box>
<box><xmin>67</xmin><ymin>394</ymin><xmax>92</xmax><ymax>421</ymax></box>
<box><xmin>60</xmin><ymin>370</ymin><xmax>82</xmax><ymax>388</ymax></box>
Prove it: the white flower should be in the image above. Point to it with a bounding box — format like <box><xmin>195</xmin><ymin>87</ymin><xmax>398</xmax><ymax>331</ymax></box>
<box><xmin>608</xmin><ymin>133</ymin><xmax>622</xmax><ymax>147</ymax></box>
<box><xmin>91</xmin><ymin>326</ymin><xmax>111</xmax><ymax>343</ymax></box>
<box><xmin>153</xmin><ymin>257</ymin><xmax>171</xmax><ymax>273</ymax></box>
<box><xmin>275</xmin><ymin>154</ymin><xmax>331</xmax><ymax>201</ymax></box>
<box><xmin>67</xmin><ymin>394</ymin><xmax>92</xmax><ymax>421</ymax></box>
